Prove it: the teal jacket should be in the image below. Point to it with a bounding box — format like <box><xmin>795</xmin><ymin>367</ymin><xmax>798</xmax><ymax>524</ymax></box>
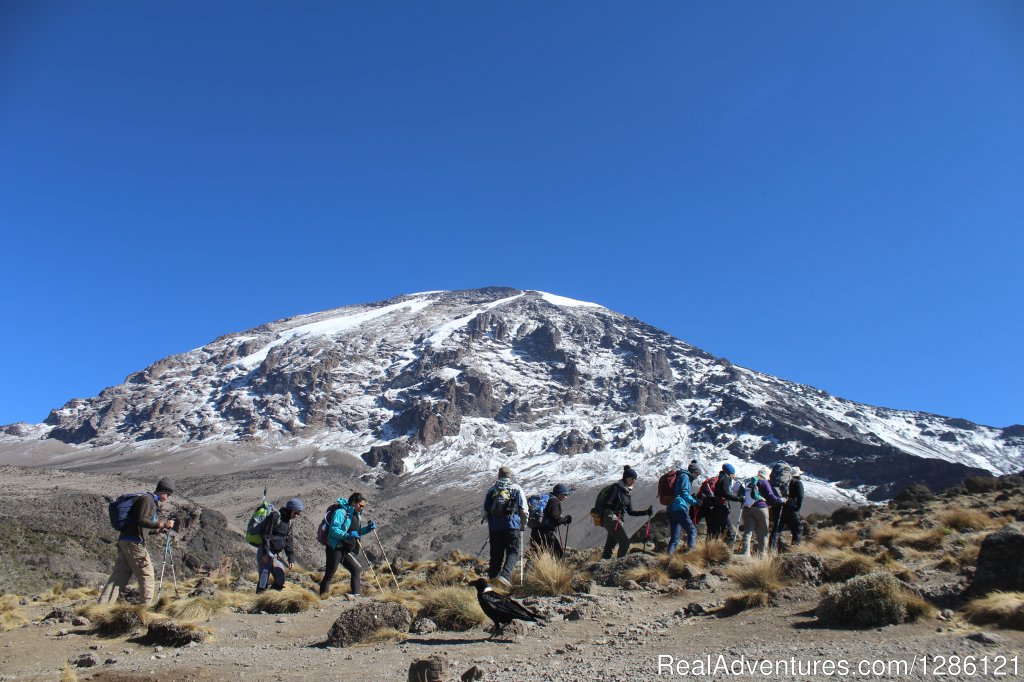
<box><xmin>326</xmin><ymin>499</ymin><xmax>373</xmax><ymax>550</ymax></box>
<box><xmin>668</xmin><ymin>472</ymin><xmax>698</xmax><ymax>513</ymax></box>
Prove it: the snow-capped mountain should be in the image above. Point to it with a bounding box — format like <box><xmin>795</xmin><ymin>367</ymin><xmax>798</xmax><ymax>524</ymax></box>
<box><xmin>4</xmin><ymin>288</ymin><xmax>1022</xmax><ymax>502</ymax></box>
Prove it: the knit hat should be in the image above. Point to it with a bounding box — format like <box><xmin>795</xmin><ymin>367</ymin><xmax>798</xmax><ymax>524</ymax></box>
<box><xmin>757</xmin><ymin>468</ymin><xmax>769</xmax><ymax>479</ymax></box>
<box><xmin>284</xmin><ymin>498</ymin><xmax>305</xmax><ymax>512</ymax></box>
<box><xmin>497</xmin><ymin>466</ymin><xmax>514</xmax><ymax>480</ymax></box>
<box><xmin>791</xmin><ymin>467</ymin><xmax>804</xmax><ymax>478</ymax></box>
<box><xmin>622</xmin><ymin>465</ymin><xmax>638</xmax><ymax>481</ymax></box>
<box><xmin>552</xmin><ymin>483</ymin><xmax>571</xmax><ymax>496</ymax></box>
<box><xmin>687</xmin><ymin>460</ymin><xmax>704</xmax><ymax>478</ymax></box>
<box><xmin>721</xmin><ymin>463</ymin><xmax>736</xmax><ymax>475</ymax></box>
<box><xmin>155</xmin><ymin>477</ymin><xmax>176</xmax><ymax>494</ymax></box>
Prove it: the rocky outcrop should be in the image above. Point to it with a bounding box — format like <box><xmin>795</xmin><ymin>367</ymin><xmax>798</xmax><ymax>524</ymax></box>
<box><xmin>968</xmin><ymin>524</ymin><xmax>1024</xmax><ymax>596</ymax></box>
<box><xmin>361</xmin><ymin>440</ymin><xmax>411</xmax><ymax>475</ymax></box>
<box><xmin>327</xmin><ymin>601</ymin><xmax>413</xmax><ymax>647</ymax></box>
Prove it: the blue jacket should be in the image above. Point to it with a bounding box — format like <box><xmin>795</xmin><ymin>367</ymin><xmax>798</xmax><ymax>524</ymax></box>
<box><xmin>326</xmin><ymin>499</ymin><xmax>373</xmax><ymax>550</ymax></box>
<box><xmin>483</xmin><ymin>479</ymin><xmax>527</xmax><ymax>531</ymax></box>
<box><xmin>668</xmin><ymin>472</ymin><xmax>698</xmax><ymax>513</ymax></box>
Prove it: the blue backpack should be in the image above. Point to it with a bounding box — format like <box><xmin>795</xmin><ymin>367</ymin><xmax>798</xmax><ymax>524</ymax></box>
<box><xmin>108</xmin><ymin>492</ymin><xmax>149</xmax><ymax>531</ymax></box>
<box><xmin>526</xmin><ymin>493</ymin><xmax>550</xmax><ymax>529</ymax></box>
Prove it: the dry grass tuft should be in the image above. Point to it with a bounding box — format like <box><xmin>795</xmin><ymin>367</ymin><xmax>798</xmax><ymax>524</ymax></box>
<box><xmin>872</xmin><ymin>525</ymin><xmax>947</xmax><ymax>551</ymax></box>
<box><xmin>723</xmin><ymin>590</ymin><xmax>770</xmax><ymax>613</ymax></box>
<box><xmin>417</xmin><ymin>586</ymin><xmax>487</xmax><ymax>631</ymax></box>
<box><xmin>623</xmin><ymin>564</ymin><xmax>670</xmax><ymax>586</ymax></box>
<box><xmin>699</xmin><ymin>539</ymin><xmax>733</xmax><ymax>566</ymax></box>
<box><xmin>727</xmin><ymin>557</ymin><xmax>786</xmax><ymax>593</ymax></box>
<box><xmin>903</xmin><ymin>592</ymin><xmax>937</xmax><ymax>621</ymax></box>
<box><xmin>964</xmin><ymin>592</ymin><xmax>1024</xmax><ymax>630</ymax></box>
<box><xmin>39</xmin><ymin>581</ymin><xmax>97</xmax><ymax>603</ymax></box>
<box><xmin>376</xmin><ymin>589</ymin><xmax>422</xmax><ymax>617</ymax></box>
<box><xmin>361</xmin><ymin>626</ymin><xmax>408</xmax><ymax>644</ymax></box>
<box><xmin>447</xmin><ymin>549</ymin><xmax>477</xmax><ymax>565</ymax></box>
<box><xmin>251</xmin><ymin>587</ymin><xmax>319</xmax><ymax>614</ymax></box>
<box><xmin>60</xmin><ymin>663</ymin><xmax>78</xmax><ymax>682</ymax></box>
<box><xmin>661</xmin><ymin>552</ymin><xmax>701</xmax><ymax>579</ymax></box>
<box><xmin>521</xmin><ymin>552</ymin><xmax>574</xmax><ymax>595</ymax></box>
<box><xmin>77</xmin><ymin>603</ymin><xmax>155</xmax><ymax>636</ymax></box>
<box><xmin>158</xmin><ymin>596</ymin><xmax>225</xmax><ymax>622</ymax></box>
<box><xmin>425</xmin><ymin>562</ymin><xmax>467</xmax><ymax>586</ymax></box>
<box><xmin>824</xmin><ymin>551</ymin><xmax>878</xmax><ymax>583</ymax></box>
<box><xmin>810</xmin><ymin>528</ymin><xmax>859</xmax><ymax>549</ymax></box>
<box><xmin>0</xmin><ymin>595</ymin><xmax>27</xmax><ymax>631</ymax></box>
<box><xmin>938</xmin><ymin>508</ymin><xmax>992</xmax><ymax>532</ymax></box>
<box><xmin>817</xmin><ymin>571</ymin><xmax>933</xmax><ymax>628</ymax></box>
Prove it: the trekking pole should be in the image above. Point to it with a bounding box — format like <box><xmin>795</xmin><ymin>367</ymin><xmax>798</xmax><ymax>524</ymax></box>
<box><xmin>371</xmin><ymin>528</ymin><xmax>401</xmax><ymax>590</ymax></box>
<box><xmin>520</xmin><ymin>526</ymin><xmax>525</xmax><ymax>585</ymax></box>
<box><xmin>644</xmin><ymin>517</ymin><xmax>651</xmax><ymax>552</ymax></box>
<box><xmin>157</xmin><ymin>529</ymin><xmax>179</xmax><ymax>596</ymax></box>
<box><xmin>474</xmin><ymin>536</ymin><xmax>489</xmax><ymax>562</ymax></box>
<box><xmin>353</xmin><ymin>539</ymin><xmax>384</xmax><ymax>593</ymax></box>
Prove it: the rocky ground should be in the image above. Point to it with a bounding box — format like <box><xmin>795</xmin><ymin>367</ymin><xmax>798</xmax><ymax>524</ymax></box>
<box><xmin>2</xmin><ymin>467</ymin><xmax>1024</xmax><ymax>681</ymax></box>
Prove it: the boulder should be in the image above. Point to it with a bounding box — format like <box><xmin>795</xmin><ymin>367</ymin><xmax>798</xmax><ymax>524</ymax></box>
<box><xmin>327</xmin><ymin>601</ymin><xmax>413</xmax><ymax>647</ymax></box>
<box><xmin>968</xmin><ymin>524</ymin><xmax>1024</xmax><ymax>596</ymax></box>
<box><xmin>408</xmin><ymin>653</ymin><xmax>446</xmax><ymax>682</ymax></box>
<box><xmin>144</xmin><ymin>620</ymin><xmax>208</xmax><ymax>647</ymax></box>
<box><xmin>410</xmin><ymin>617</ymin><xmax>437</xmax><ymax>634</ymax></box>
<box><xmin>777</xmin><ymin>553</ymin><xmax>826</xmax><ymax>585</ymax></box>
<box><xmin>587</xmin><ymin>553</ymin><xmax>659</xmax><ymax>587</ymax></box>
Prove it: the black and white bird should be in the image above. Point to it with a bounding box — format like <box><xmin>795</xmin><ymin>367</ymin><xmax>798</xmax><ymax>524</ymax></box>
<box><xmin>468</xmin><ymin>578</ymin><xmax>543</xmax><ymax>639</ymax></box>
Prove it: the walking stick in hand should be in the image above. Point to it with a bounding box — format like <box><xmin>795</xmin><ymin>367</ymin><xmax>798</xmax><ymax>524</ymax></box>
<box><xmin>372</xmin><ymin>528</ymin><xmax>401</xmax><ymax>590</ymax></box>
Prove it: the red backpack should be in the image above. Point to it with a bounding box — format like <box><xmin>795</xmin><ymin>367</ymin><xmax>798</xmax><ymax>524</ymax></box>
<box><xmin>657</xmin><ymin>470</ymin><xmax>679</xmax><ymax>506</ymax></box>
<box><xmin>698</xmin><ymin>475</ymin><xmax>720</xmax><ymax>502</ymax></box>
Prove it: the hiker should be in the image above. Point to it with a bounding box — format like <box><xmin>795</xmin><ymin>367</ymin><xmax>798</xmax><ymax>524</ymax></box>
<box><xmin>256</xmin><ymin>497</ymin><xmax>304</xmax><ymax>593</ymax></box>
<box><xmin>599</xmin><ymin>465</ymin><xmax>653</xmax><ymax>560</ymax></box>
<box><xmin>739</xmin><ymin>468</ymin><xmax>786</xmax><ymax>557</ymax></box>
<box><xmin>708</xmin><ymin>464</ymin><xmax>742</xmax><ymax>543</ymax></box>
<box><xmin>532</xmin><ymin>483</ymin><xmax>572</xmax><ymax>558</ymax></box>
<box><xmin>318</xmin><ymin>492</ymin><xmax>377</xmax><ymax>597</ymax></box>
<box><xmin>482</xmin><ymin>466</ymin><xmax>528</xmax><ymax>588</ymax></box>
<box><xmin>771</xmin><ymin>466</ymin><xmax>805</xmax><ymax>550</ymax></box>
<box><xmin>666</xmin><ymin>463</ymin><xmax>700</xmax><ymax>554</ymax></box>
<box><xmin>98</xmin><ymin>477</ymin><xmax>176</xmax><ymax>605</ymax></box>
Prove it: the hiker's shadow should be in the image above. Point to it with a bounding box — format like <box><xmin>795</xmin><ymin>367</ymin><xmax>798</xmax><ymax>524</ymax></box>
<box><xmin>405</xmin><ymin>636</ymin><xmax>491</xmax><ymax>646</ymax></box>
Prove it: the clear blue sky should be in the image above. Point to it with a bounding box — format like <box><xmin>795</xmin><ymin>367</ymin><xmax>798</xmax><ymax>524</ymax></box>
<box><xmin>1</xmin><ymin>2</ymin><xmax>1021</xmax><ymax>428</ymax></box>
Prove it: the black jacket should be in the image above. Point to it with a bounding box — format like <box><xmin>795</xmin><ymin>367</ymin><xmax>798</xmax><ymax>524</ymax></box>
<box><xmin>714</xmin><ymin>475</ymin><xmax>743</xmax><ymax>509</ymax></box>
<box><xmin>119</xmin><ymin>493</ymin><xmax>161</xmax><ymax>544</ymax></box>
<box><xmin>605</xmin><ymin>481</ymin><xmax>647</xmax><ymax>518</ymax></box>
<box><xmin>260</xmin><ymin>509</ymin><xmax>296</xmax><ymax>562</ymax></box>
<box><xmin>541</xmin><ymin>496</ymin><xmax>569</xmax><ymax>529</ymax></box>
<box><xmin>785</xmin><ymin>478</ymin><xmax>804</xmax><ymax>511</ymax></box>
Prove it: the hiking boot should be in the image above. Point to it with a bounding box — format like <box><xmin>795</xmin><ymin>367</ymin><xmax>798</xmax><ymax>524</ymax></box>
<box><xmin>495</xmin><ymin>576</ymin><xmax>512</xmax><ymax>588</ymax></box>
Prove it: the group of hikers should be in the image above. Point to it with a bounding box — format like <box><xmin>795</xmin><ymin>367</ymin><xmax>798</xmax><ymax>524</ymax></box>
<box><xmin>97</xmin><ymin>458</ymin><xmax>805</xmax><ymax>604</ymax></box>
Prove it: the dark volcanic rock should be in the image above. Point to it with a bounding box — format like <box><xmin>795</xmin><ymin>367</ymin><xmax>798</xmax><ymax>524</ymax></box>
<box><xmin>778</xmin><ymin>553</ymin><xmax>826</xmax><ymax>585</ymax></box>
<box><xmin>143</xmin><ymin>619</ymin><xmax>209</xmax><ymax>646</ymax></box>
<box><xmin>327</xmin><ymin>601</ymin><xmax>413</xmax><ymax>647</ymax></box>
<box><xmin>408</xmin><ymin>654</ymin><xmax>446</xmax><ymax>682</ymax></box>
<box><xmin>361</xmin><ymin>440</ymin><xmax>411</xmax><ymax>475</ymax></box>
<box><xmin>968</xmin><ymin>524</ymin><xmax>1024</xmax><ymax>596</ymax></box>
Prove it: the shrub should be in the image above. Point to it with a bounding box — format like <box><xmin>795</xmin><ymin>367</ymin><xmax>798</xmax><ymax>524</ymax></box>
<box><xmin>417</xmin><ymin>586</ymin><xmax>487</xmax><ymax>631</ymax></box>
<box><xmin>59</xmin><ymin>664</ymin><xmax>78</xmax><ymax>682</ymax></box>
<box><xmin>425</xmin><ymin>562</ymin><xmax>466</xmax><ymax>586</ymax></box>
<box><xmin>810</xmin><ymin>528</ymin><xmax>859</xmax><ymax>549</ymax></box>
<box><xmin>723</xmin><ymin>591</ymin><xmax>770</xmax><ymax>613</ymax></box>
<box><xmin>964</xmin><ymin>592</ymin><xmax>1024</xmax><ymax>630</ymax></box>
<box><xmin>623</xmin><ymin>564</ymin><xmax>669</xmax><ymax>586</ymax></box>
<box><xmin>964</xmin><ymin>476</ymin><xmax>999</xmax><ymax>494</ymax></box>
<box><xmin>157</xmin><ymin>596</ymin><xmax>225</xmax><ymax>622</ymax></box>
<box><xmin>362</xmin><ymin>626</ymin><xmax>407</xmax><ymax>644</ymax></box>
<box><xmin>817</xmin><ymin>571</ymin><xmax>932</xmax><ymax>628</ymax></box>
<box><xmin>824</xmin><ymin>552</ymin><xmax>877</xmax><ymax>582</ymax></box>
<box><xmin>661</xmin><ymin>552</ymin><xmax>701</xmax><ymax>579</ymax></box>
<box><xmin>521</xmin><ymin>552</ymin><xmax>574</xmax><ymax>596</ymax></box>
<box><xmin>0</xmin><ymin>595</ymin><xmax>27</xmax><ymax>631</ymax></box>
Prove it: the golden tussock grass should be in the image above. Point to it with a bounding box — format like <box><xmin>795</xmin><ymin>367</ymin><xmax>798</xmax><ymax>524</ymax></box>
<box><xmin>903</xmin><ymin>592</ymin><xmax>937</xmax><ymax>621</ymax></box>
<box><xmin>661</xmin><ymin>552</ymin><xmax>701</xmax><ymax>579</ymax></box>
<box><xmin>520</xmin><ymin>552</ymin><xmax>574</xmax><ymax>595</ymax></box>
<box><xmin>722</xmin><ymin>590</ymin><xmax>770</xmax><ymax>613</ymax></box>
<box><xmin>623</xmin><ymin>564</ymin><xmax>669</xmax><ymax>586</ymax></box>
<box><xmin>39</xmin><ymin>581</ymin><xmax>98</xmax><ymax>603</ymax></box>
<box><xmin>251</xmin><ymin>587</ymin><xmax>319</xmax><ymax>614</ymax></box>
<box><xmin>699</xmin><ymin>539</ymin><xmax>732</xmax><ymax>566</ymax></box>
<box><xmin>872</xmin><ymin>525</ymin><xmax>947</xmax><ymax>551</ymax></box>
<box><xmin>823</xmin><ymin>551</ymin><xmax>878</xmax><ymax>583</ymax></box>
<box><xmin>416</xmin><ymin>586</ymin><xmax>487</xmax><ymax>631</ymax></box>
<box><xmin>964</xmin><ymin>592</ymin><xmax>1024</xmax><ymax>629</ymax></box>
<box><xmin>156</xmin><ymin>596</ymin><xmax>226</xmax><ymax>622</ymax></box>
<box><xmin>726</xmin><ymin>557</ymin><xmax>786</xmax><ymax>593</ymax></box>
<box><xmin>938</xmin><ymin>508</ymin><xmax>993</xmax><ymax>532</ymax></box>
<box><xmin>0</xmin><ymin>595</ymin><xmax>27</xmax><ymax>631</ymax></box>
<box><xmin>77</xmin><ymin>603</ymin><xmax>155</xmax><ymax>636</ymax></box>
<box><xmin>376</xmin><ymin>589</ymin><xmax>422</xmax><ymax>617</ymax></box>
<box><xmin>59</xmin><ymin>663</ymin><xmax>78</xmax><ymax>682</ymax></box>
<box><xmin>447</xmin><ymin>549</ymin><xmax>477</xmax><ymax>565</ymax></box>
<box><xmin>809</xmin><ymin>528</ymin><xmax>859</xmax><ymax>549</ymax></box>
<box><xmin>361</xmin><ymin>626</ymin><xmax>408</xmax><ymax>644</ymax></box>
<box><xmin>425</xmin><ymin>562</ymin><xmax>467</xmax><ymax>586</ymax></box>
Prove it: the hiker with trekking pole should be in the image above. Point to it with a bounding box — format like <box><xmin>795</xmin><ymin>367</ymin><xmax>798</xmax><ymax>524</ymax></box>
<box><xmin>482</xmin><ymin>466</ymin><xmax>528</xmax><ymax>589</ymax></box>
<box><xmin>665</xmin><ymin>462</ymin><xmax>703</xmax><ymax>554</ymax></box>
<box><xmin>317</xmin><ymin>492</ymin><xmax>380</xmax><ymax>598</ymax></box>
<box><xmin>254</xmin><ymin>497</ymin><xmax>304</xmax><ymax>593</ymax></box>
<box><xmin>593</xmin><ymin>465</ymin><xmax>653</xmax><ymax>560</ymax></box>
<box><xmin>528</xmin><ymin>483</ymin><xmax>572</xmax><ymax>558</ymax></box>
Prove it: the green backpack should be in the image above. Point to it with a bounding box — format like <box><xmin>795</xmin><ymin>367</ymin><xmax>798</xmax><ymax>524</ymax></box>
<box><xmin>245</xmin><ymin>501</ymin><xmax>276</xmax><ymax>546</ymax></box>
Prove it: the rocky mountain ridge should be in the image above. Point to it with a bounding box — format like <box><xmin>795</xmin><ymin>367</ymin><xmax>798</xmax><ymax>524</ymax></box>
<box><xmin>3</xmin><ymin>287</ymin><xmax>1021</xmax><ymax>501</ymax></box>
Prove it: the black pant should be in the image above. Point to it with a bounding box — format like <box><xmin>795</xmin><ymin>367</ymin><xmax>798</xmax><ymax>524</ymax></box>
<box><xmin>488</xmin><ymin>528</ymin><xmax>521</xmax><ymax>582</ymax></box>
<box><xmin>530</xmin><ymin>526</ymin><xmax>563</xmax><ymax>558</ymax></box>
<box><xmin>707</xmin><ymin>505</ymin><xmax>736</xmax><ymax>543</ymax></box>
<box><xmin>320</xmin><ymin>546</ymin><xmax>362</xmax><ymax>596</ymax></box>
<box><xmin>771</xmin><ymin>507</ymin><xmax>802</xmax><ymax>549</ymax></box>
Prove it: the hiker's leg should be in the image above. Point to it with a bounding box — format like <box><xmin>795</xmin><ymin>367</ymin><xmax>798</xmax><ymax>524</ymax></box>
<box><xmin>667</xmin><ymin>510</ymin><xmax>683</xmax><ymax>554</ymax></box>
<box><xmin>682</xmin><ymin>511</ymin><xmax>698</xmax><ymax>550</ymax></box>
<box><xmin>320</xmin><ymin>547</ymin><xmax>341</xmax><ymax>595</ymax></box>
<box><xmin>740</xmin><ymin>508</ymin><xmax>753</xmax><ymax>555</ymax></box>
<box><xmin>121</xmin><ymin>540</ymin><xmax>156</xmax><ymax>603</ymax></box>
<box><xmin>270</xmin><ymin>555</ymin><xmax>287</xmax><ymax>589</ymax></box>
<box><xmin>601</xmin><ymin>516</ymin><xmax>618</xmax><ymax>559</ymax></box>
<box><xmin>487</xmin><ymin>531</ymin><xmax>504</xmax><ymax>579</ymax></box>
<box><xmin>98</xmin><ymin>544</ymin><xmax>132</xmax><ymax>604</ymax></box>
<box><xmin>614</xmin><ymin>522</ymin><xmax>630</xmax><ymax>558</ymax></box>
<box><xmin>497</xmin><ymin>530</ymin><xmax>520</xmax><ymax>582</ymax></box>
<box><xmin>342</xmin><ymin>553</ymin><xmax>362</xmax><ymax>595</ymax></box>
<box><xmin>787</xmin><ymin>509</ymin><xmax>803</xmax><ymax>545</ymax></box>
<box><xmin>256</xmin><ymin>548</ymin><xmax>271</xmax><ymax>591</ymax></box>
<box><xmin>753</xmin><ymin>507</ymin><xmax>770</xmax><ymax>556</ymax></box>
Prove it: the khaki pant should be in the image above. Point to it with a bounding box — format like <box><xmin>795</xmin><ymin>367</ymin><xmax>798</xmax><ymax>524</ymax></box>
<box><xmin>740</xmin><ymin>506</ymin><xmax>770</xmax><ymax>557</ymax></box>
<box><xmin>98</xmin><ymin>540</ymin><xmax>156</xmax><ymax>604</ymax></box>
